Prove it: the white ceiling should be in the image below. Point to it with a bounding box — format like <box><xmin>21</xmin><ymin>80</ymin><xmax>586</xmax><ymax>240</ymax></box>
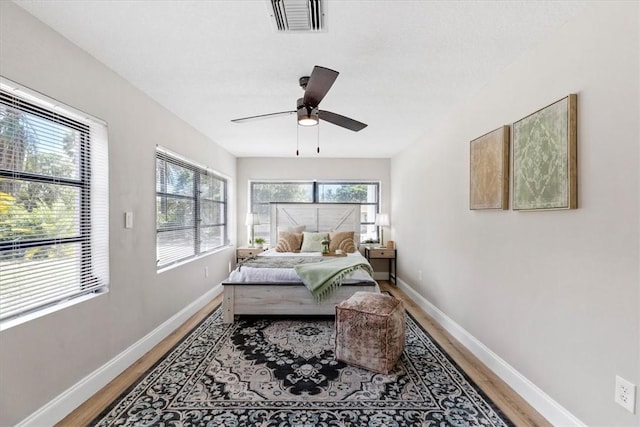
<box><xmin>15</xmin><ymin>0</ymin><xmax>587</xmax><ymax>158</ymax></box>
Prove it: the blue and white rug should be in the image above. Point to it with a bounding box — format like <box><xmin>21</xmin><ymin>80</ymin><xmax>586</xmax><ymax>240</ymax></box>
<box><xmin>92</xmin><ymin>307</ymin><xmax>513</xmax><ymax>426</ymax></box>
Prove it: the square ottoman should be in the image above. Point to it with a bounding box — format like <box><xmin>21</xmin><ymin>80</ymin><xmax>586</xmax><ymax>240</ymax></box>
<box><xmin>334</xmin><ymin>291</ymin><xmax>406</xmax><ymax>374</ymax></box>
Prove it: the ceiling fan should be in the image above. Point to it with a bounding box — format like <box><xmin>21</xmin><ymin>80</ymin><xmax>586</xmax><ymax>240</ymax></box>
<box><xmin>231</xmin><ymin>65</ymin><xmax>367</xmax><ymax>133</ymax></box>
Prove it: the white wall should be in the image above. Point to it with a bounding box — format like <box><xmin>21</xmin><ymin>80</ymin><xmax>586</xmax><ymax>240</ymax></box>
<box><xmin>392</xmin><ymin>3</ymin><xmax>639</xmax><ymax>426</ymax></box>
<box><xmin>0</xmin><ymin>3</ymin><xmax>236</xmax><ymax>425</ymax></box>
<box><xmin>236</xmin><ymin>157</ymin><xmax>391</xmax><ymax>246</ymax></box>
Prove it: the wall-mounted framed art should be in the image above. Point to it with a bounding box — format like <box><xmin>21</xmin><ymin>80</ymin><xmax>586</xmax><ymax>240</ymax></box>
<box><xmin>512</xmin><ymin>94</ymin><xmax>577</xmax><ymax>211</ymax></box>
<box><xmin>470</xmin><ymin>125</ymin><xmax>510</xmax><ymax>210</ymax></box>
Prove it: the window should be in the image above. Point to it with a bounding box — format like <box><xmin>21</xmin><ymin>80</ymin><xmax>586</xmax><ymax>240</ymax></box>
<box><xmin>0</xmin><ymin>78</ymin><xmax>109</xmax><ymax>325</ymax></box>
<box><xmin>316</xmin><ymin>182</ymin><xmax>379</xmax><ymax>241</ymax></box>
<box><xmin>156</xmin><ymin>148</ymin><xmax>227</xmax><ymax>268</ymax></box>
<box><xmin>250</xmin><ymin>181</ymin><xmax>380</xmax><ymax>244</ymax></box>
<box><xmin>251</xmin><ymin>181</ymin><xmax>314</xmax><ymax>242</ymax></box>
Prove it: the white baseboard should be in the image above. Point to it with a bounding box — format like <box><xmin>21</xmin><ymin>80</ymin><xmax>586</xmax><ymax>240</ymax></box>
<box><xmin>17</xmin><ymin>284</ymin><xmax>223</xmax><ymax>427</ymax></box>
<box><xmin>396</xmin><ymin>278</ymin><xmax>586</xmax><ymax>427</ymax></box>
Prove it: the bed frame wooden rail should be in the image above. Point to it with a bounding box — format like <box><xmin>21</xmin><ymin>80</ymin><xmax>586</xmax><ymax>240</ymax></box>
<box><xmin>221</xmin><ymin>281</ymin><xmax>379</xmax><ymax>323</ymax></box>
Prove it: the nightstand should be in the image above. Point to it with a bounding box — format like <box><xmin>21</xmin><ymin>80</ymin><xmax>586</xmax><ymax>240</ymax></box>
<box><xmin>364</xmin><ymin>247</ymin><xmax>397</xmax><ymax>284</ymax></box>
<box><xmin>236</xmin><ymin>247</ymin><xmax>266</xmax><ymax>263</ymax></box>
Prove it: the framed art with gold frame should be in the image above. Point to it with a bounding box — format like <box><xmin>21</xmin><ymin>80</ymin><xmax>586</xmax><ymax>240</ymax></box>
<box><xmin>512</xmin><ymin>94</ymin><xmax>577</xmax><ymax>210</ymax></box>
<box><xmin>470</xmin><ymin>125</ymin><xmax>510</xmax><ymax>210</ymax></box>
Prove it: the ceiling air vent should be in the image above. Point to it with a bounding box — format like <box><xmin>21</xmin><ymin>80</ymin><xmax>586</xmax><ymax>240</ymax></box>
<box><xmin>268</xmin><ymin>0</ymin><xmax>325</xmax><ymax>32</ymax></box>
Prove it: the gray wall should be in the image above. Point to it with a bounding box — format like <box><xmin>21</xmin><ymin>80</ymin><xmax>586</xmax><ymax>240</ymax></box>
<box><xmin>0</xmin><ymin>3</ymin><xmax>236</xmax><ymax>425</ymax></box>
<box><xmin>391</xmin><ymin>3</ymin><xmax>639</xmax><ymax>426</ymax></box>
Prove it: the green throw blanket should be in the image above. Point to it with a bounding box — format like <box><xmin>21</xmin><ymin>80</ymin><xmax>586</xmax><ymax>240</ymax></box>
<box><xmin>294</xmin><ymin>256</ymin><xmax>374</xmax><ymax>301</ymax></box>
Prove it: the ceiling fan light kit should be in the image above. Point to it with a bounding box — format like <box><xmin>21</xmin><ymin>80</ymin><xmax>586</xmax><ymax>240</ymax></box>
<box><xmin>296</xmin><ymin>98</ymin><xmax>319</xmax><ymax>126</ymax></box>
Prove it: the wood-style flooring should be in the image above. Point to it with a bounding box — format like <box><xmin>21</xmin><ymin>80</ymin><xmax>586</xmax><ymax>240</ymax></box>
<box><xmin>58</xmin><ymin>281</ymin><xmax>550</xmax><ymax>426</ymax></box>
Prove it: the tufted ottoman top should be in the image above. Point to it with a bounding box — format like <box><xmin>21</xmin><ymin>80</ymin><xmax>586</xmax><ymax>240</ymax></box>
<box><xmin>337</xmin><ymin>291</ymin><xmax>402</xmax><ymax>316</ymax></box>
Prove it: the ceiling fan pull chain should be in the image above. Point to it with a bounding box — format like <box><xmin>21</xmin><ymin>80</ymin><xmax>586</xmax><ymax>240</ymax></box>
<box><xmin>296</xmin><ymin>123</ymin><xmax>300</xmax><ymax>156</ymax></box>
<box><xmin>316</xmin><ymin>122</ymin><xmax>320</xmax><ymax>154</ymax></box>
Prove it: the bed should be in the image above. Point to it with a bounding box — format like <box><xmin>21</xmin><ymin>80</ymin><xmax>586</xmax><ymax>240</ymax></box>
<box><xmin>221</xmin><ymin>203</ymin><xmax>380</xmax><ymax>323</ymax></box>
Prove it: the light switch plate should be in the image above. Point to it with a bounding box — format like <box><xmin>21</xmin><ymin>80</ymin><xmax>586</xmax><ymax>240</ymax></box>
<box><xmin>125</xmin><ymin>211</ymin><xmax>133</xmax><ymax>229</ymax></box>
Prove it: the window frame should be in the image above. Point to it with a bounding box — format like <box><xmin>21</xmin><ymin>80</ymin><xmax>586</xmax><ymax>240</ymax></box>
<box><xmin>0</xmin><ymin>78</ymin><xmax>109</xmax><ymax>326</ymax></box>
<box><xmin>155</xmin><ymin>147</ymin><xmax>228</xmax><ymax>270</ymax></box>
<box><xmin>249</xmin><ymin>180</ymin><xmax>381</xmax><ymax>244</ymax></box>
<box><xmin>0</xmin><ymin>101</ymin><xmax>91</xmax><ymax>257</ymax></box>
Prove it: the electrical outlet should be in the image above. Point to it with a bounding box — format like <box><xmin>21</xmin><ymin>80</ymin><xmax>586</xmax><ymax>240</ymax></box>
<box><xmin>615</xmin><ymin>375</ymin><xmax>636</xmax><ymax>413</ymax></box>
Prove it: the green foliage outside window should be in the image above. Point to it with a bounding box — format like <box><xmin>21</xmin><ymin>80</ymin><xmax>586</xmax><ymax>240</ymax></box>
<box><xmin>0</xmin><ymin>109</ymin><xmax>80</xmax><ymax>260</ymax></box>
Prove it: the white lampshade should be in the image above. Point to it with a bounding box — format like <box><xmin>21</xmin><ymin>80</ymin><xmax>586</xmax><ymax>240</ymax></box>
<box><xmin>375</xmin><ymin>213</ymin><xmax>390</xmax><ymax>227</ymax></box>
<box><xmin>245</xmin><ymin>213</ymin><xmax>260</xmax><ymax>226</ymax></box>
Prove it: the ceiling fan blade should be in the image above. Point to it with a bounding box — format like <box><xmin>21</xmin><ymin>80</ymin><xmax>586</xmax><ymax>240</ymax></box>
<box><xmin>231</xmin><ymin>110</ymin><xmax>295</xmax><ymax>123</ymax></box>
<box><xmin>303</xmin><ymin>66</ymin><xmax>339</xmax><ymax>106</ymax></box>
<box><xmin>318</xmin><ymin>110</ymin><xmax>367</xmax><ymax>132</ymax></box>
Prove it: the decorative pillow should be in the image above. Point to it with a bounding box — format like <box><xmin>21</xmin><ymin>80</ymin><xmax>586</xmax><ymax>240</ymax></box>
<box><xmin>329</xmin><ymin>231</ymin><xmax>357</xmax><ymax>253</ymax></box>
<box><xmin>274</xmin><ymin>231</ymin><xmax>303</xmax><ymax>252</ymax></box>
<box><xmin>300</xmin><ymin>232</ymin><xmax>329</xmax><ymax>252</ymax></box>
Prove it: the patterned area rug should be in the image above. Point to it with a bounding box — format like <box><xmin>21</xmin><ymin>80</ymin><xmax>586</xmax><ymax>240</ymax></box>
<box><xmin>92</xmin><ymin>306</ymin><xmax>514</xmax><ymax>426</ymax></box>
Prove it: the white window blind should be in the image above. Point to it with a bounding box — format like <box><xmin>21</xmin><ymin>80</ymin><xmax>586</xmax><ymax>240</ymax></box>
<box><xmin>0</xmin><ymin>78</ymin><xmax>109</xmax><ymax>324</ymax></box>
<box><xmin>156</xmin><ymin>147</ymin><xmax>227</xmax><ymax>269</ymax></box>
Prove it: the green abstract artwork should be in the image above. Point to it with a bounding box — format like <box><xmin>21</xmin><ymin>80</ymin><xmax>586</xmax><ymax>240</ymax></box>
<box><xmin>513</xmin><ymin>95</ymin><xmax>577</xmax><ymax>210</ymax></box>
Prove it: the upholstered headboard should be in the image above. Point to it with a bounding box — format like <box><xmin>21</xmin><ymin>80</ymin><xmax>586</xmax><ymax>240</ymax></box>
<box><xmin>270</xmin><ymin>203</ymin><xmax>360</xmax><ymax>244</ymax></box>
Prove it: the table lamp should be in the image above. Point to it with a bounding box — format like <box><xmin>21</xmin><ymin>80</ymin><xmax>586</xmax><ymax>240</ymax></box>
<box><xmin>375</xmin><ymin>213</ymin><xmax>390</xmax><ymax>248</ymax></box>
<box><xmin>245</xmin><ymin>212</ymin><xmax>260</xmax><ymax>247</ymax></box>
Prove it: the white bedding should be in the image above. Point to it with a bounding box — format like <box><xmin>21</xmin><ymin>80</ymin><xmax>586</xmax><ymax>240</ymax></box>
<box><xmin>227</xmin><ymin>248</ymin><xmax>375</xmax><ymax>284</ymax></box>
